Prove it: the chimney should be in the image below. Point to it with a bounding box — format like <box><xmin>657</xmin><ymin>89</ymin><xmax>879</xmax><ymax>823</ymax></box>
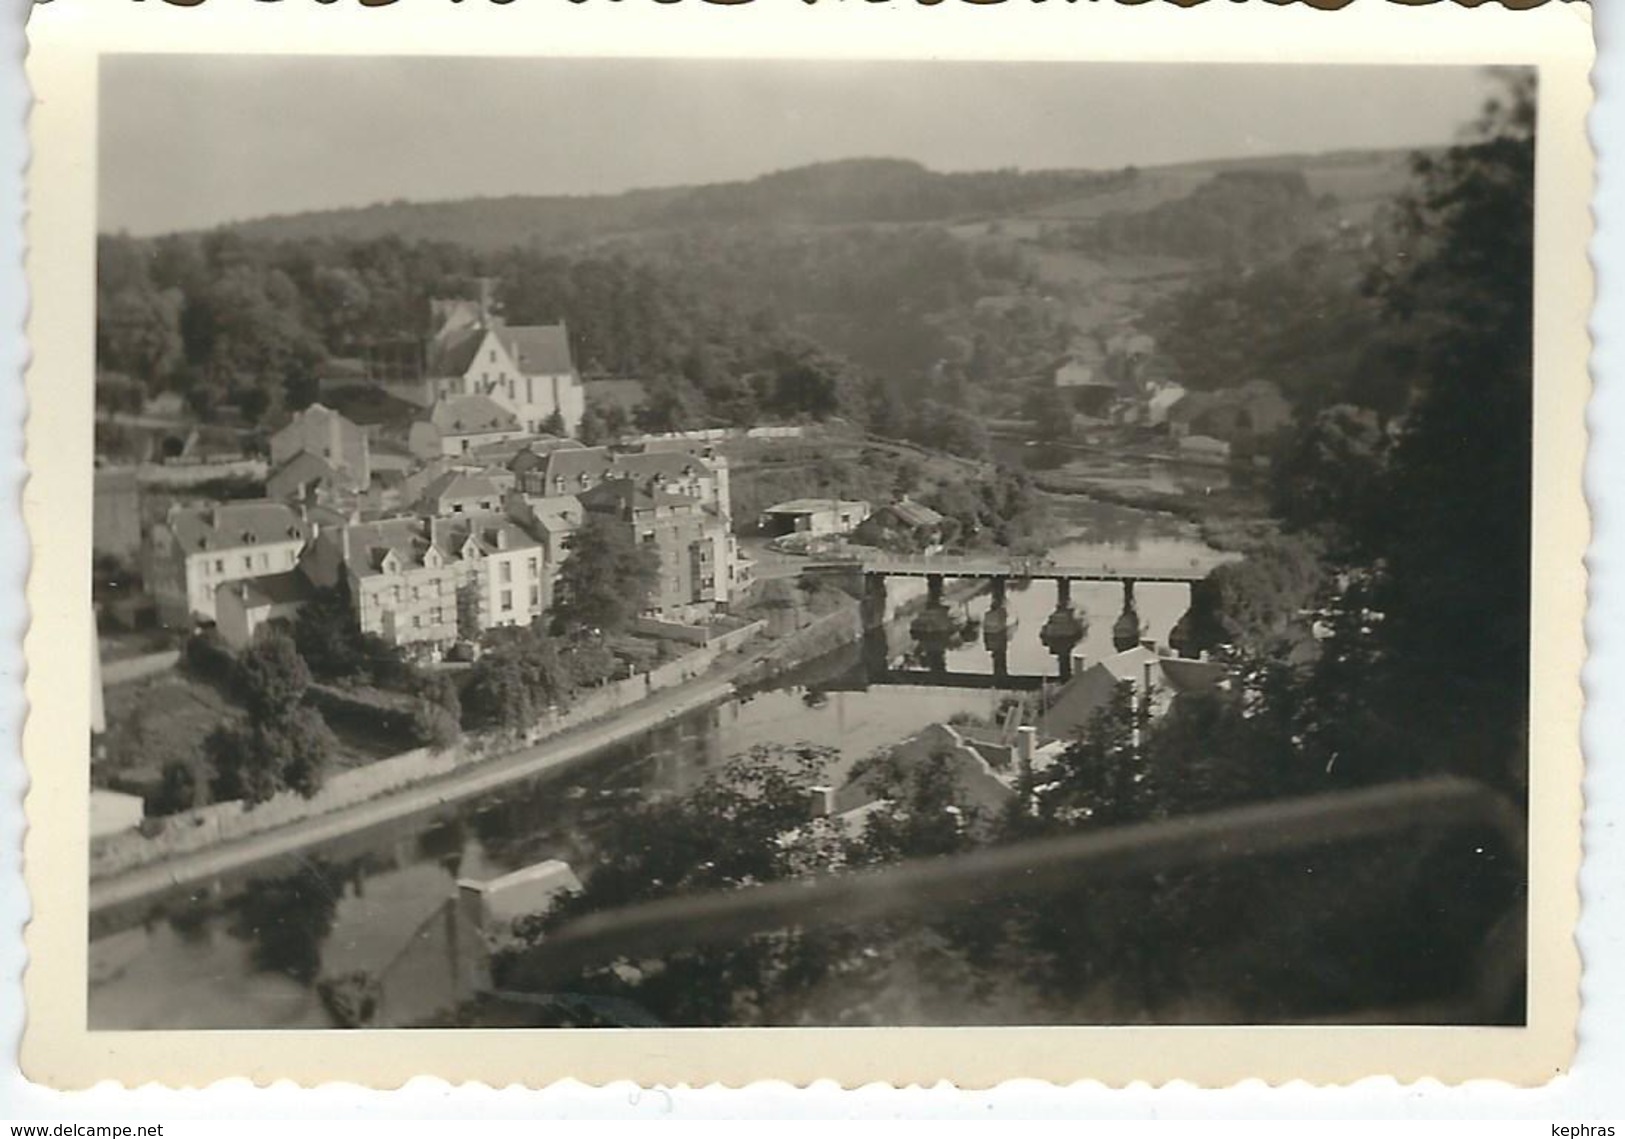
<box><xmin>808</xmin><ymin>785</ymin><xmax>837</xmax><ymax>819</ymax></box>
<box><xmin>1071</xmin><ymin>653</ymin><xmax>1086</xmax><ymax>675</ymax></box>
<box><xmin>1015</xmin><ymin>726</ymin><xmax>1037</xmax><ymax>767</ymax></box>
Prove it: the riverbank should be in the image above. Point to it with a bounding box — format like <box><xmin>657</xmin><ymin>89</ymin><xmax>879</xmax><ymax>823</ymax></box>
<box><xmin>89</xmin><ymin>602</ymin><xmax>867</xmax><ymax>915</ymax></box>
<box><xmin>1032</xmin><ymin>476</ymin><xmax>1274</xmax><ymax>553</ymax></box>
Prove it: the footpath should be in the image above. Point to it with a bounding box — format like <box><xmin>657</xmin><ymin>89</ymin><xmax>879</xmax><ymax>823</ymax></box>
<box><xmin>89</xmin><ymin>605</ymin><xmax>862</xmax><ymax>917</ymax></box>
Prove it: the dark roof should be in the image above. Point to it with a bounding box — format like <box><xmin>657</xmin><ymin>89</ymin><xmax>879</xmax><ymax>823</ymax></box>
<box><xmin>579</xmin><ymin>477</ymin><xmax>698</xmax><ymax>517</ymax></box>
<box><xmin>612</xmin><ymin>450</ymin><xmax>711</xmax><ymax>481</ymax></box>
<box><xmin>237</xmin><ymin>570</ymin><xmax>316</xmax><ymax>608</ymax></box>
<box><xmin>885</xmin><ymin>500</ymin><xmax>946</xmax><ymax>528</ymax></box>
<box><xmin>267</xmin><ymin>451</ymin><xmax>340</xmax><ymax>496</ymax></box>
<box><xmin>342</xmin><ymin>517</ymin><xmax>436</xmax><ymax>577</ymax></box>
<box><xmin>169</xmin><ymin>501</ymin><xmax>308</xmax><ymax>553</ymax></box>
<box><xmin>542</xmin><ymin>445</ymin><xmax>614</xmax><ymax>489</ymax></box>
<box><xmin>497</xmin><ymin>323</ymin><xmax>575</xmax><ymax>376</ymax></box>
<box><xmin>420</xmin><ymin>470</ymin><xmax>502</xmax><ymax>505</ymax></box>
<box><xmin>425</xmin><ymin>327</ymin><xmax>487</xmax><ymax>379</ymax></box>
<box><xmin>428</xmin><ymin>394</ymin><xmax>519</xmax><ymax>435</ymax></box>
<box><xmin>431</xmin><ymin>513</ymin><xmax>540</xmax><ymax>556</ymax></box>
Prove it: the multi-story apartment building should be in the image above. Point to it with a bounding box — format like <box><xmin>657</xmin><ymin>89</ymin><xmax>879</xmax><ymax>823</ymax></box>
<box><xmin>433</xmin><ymin>514</ymin><xmax>547</xmax><ymax>635</ymax></box>
<box><xmin>578</xmin><ymin>477</ymin><xmax>733</xmax><ymax>621</ymax></box>
<box><xmin>303</xmin><ymin>511</ymin><xmax>546</xmax><ymax>652</ymax></box>
<box><xmin>146</xmin><ymin>501</ymin><xmax>311</xmax><ymax>624</ymax></box>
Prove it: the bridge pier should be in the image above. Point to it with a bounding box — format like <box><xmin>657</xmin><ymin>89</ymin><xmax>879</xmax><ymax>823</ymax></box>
<box><xmin>860</xmin><ymin>572</ymin><xmax>888</xmax><ymax>631</ymax></box>
<box><xmin>982</xmin><ymin>576</ymin><xmax>1011</xmax><ymax>678</ymax></box>
<box><xmin>1040</xmin><ymin>577</ymin><xmax>1087</xmax><ymax>679</ymax></box>
<box><xmin>909</xmin><ymin>573</ymin><xmax>955</xmax><ymax>673</ymax></box>
<box><xmin>1113</xmin><ymin>579</ymin><xmax>1144</xmax><ymax>652</ymax></box>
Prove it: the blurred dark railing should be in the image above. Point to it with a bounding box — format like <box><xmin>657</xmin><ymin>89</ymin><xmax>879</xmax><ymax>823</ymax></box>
<box><xmin>513</xmin><ymin>775</ymin><xmax>1526</xmax><ymax>1023</ymax></box>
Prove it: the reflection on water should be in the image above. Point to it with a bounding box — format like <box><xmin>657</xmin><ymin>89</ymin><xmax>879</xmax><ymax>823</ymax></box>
<box><xmin>88</xmin><ymin>518</ymin><xmax>1226</xmax><ymax>1029</ymax></box>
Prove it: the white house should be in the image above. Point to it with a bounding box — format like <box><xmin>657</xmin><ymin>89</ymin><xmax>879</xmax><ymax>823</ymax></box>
<box><xmin>148</xmin><ymin>501</ymin><xmax>310</xmax><ymax>624</ymax></box>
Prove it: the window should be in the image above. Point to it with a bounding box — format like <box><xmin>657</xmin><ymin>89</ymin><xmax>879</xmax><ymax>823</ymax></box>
<box><xmin>489</xmin><ymin>349</ymin><xmax>496</xmax><ymax>363</ymax></box>
<box><xmin>529</xmin><ymin>585</ymin><xmax>541</xmax><ymax>608</ymax></box>
<box><xmin>242</xmin><ymin>555</ymin><xmax>252</xmax><ymax>572</ymax></box>
<box><xmin>500</xmin><ymin>562</ymin><xmax>512</xmax><ymax>584</ymax></box>
<box><xmin>413</xmin><ymin>614</ymin><xmax>421</xmax><ymax>629</ymax></box>
<box><xmin>412</xmin><ymin>586</ymin><xmax>421</xmax><ymax>601</ymax></box>
<box><xmin>500</xmin><ymin>589</ymin><xmax>513</xmax><ymax>611</ymax></box>
<box><xmin>527</xmin><ymin>555</ymin><xmax>540</xmax><ymax>576</ymax></box>
<box><xmin>214</xmin><ymin>559</ymin><xmax>224</xmax><ymax>574</ymax></box>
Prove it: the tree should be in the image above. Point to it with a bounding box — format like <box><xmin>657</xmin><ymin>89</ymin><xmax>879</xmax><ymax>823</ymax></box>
<box><xmin>236</xmin><ymin>629</ymin><xmax>311</xmax><ymax>721</ymax></box>
<box><xmin>409</xmin><ymin>699</ymin><xmax>461</xmax><ymax>750</ymax></box>
<box><xmin>844</xmin><ymin>750</ymin><xmax>979</xmax><ymax>866</ymax></box>
<box><xmin>540</xmin><ymin>409</ymin><xmax>567</xmax><ymax>437</ymax></box>
<box><xmin>1359</xmin><ymin>71</ymin><xmax>1536</xmax><ymax>793</ymax></box>
<box><xmin>552</xmin><ymin>514</ymin><xmax>661</xmax><ymax>635</ymax></box>
<box><xmin>1270</xmin><ymin>403</ymin><xmax>1390</xmax><ymax>557</ymax></box>
<box><xmin>462</xmin><ymin>654</ymin><xmax>536</xmax><ymax>734</ymax></box>
<box><xmin>1035</xmin><ymin>681</ymin><xmax>1152</xmax><ymax>829</ymax></box>
<box><xmin>207</xmin><ymin>705</ymin><xmax>337</xmax><ymax>806</ymax></box>
<box><xmin>293</xmin><ymin>584</ymin><xmax>367</xmax><ymax>681</ymax></box>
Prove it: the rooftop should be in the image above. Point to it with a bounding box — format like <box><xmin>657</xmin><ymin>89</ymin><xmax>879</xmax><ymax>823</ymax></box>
<box><xmin>428</xmin><ymin>394</ymin><xmax>520</xmax><ymax>436</ymax></box>
<box><xmin>496</xmin><ymin>323</ymin><xmax>575</xmax><ymax>377</ymax></box>
<box><xmin>168</xmin><ymin>500</ymin><xmax>308</xmax><ymax>554</ymax></box>
<box><xmin>763</xmin><ymin>498</ymin><xmax>869</xmax><ymax>515</ymax></box>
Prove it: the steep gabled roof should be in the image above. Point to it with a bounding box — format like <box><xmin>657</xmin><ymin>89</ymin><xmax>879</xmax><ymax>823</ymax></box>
<box><xmin>424</xmin><ymin>327</ymin><xmax>488</xmax><ymax>379</ymax></box>
<box><xmin>497</xmin><ymin>323</ymin><xmax>575</xmax><ymax>376</ymax></box>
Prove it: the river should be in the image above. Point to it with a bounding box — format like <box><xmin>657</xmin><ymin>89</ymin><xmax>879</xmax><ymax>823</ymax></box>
<box><xmin>87</xmin><ymin>497</ymin><xmax>1228</xmax><ymax>1030</ymax></box>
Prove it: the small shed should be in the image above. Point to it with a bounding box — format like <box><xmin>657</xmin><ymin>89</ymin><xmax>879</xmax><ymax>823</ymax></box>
<box><xmin>457</xmin><ymin>860</ymin><xmax>583</xmax><ymax>942</ymax></box>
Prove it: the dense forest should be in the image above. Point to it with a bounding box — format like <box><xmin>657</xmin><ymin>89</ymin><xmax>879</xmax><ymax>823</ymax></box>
<box><xmin>97</xmin><ymin>219</ymin><xmax>1064</xmax><ymax>457</ymax></box>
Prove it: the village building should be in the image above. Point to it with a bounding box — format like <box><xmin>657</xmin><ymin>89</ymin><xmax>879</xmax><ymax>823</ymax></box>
<box><xmin>302</xmin><ymin>510</ymin><xmax>548</xmax><ymax>652</ymax></box>
<box><xmin>852</xmin><ymin>500</ymin><xmax>948</xmax><ymax>554</ymax></box>
<box><xmin>409</xmin><ymin>394</ymin><xmax>527</xmax><ymax>460</ymax></box>
<box><xmin>423</xmin><ymin>293</ymin><xmax>586</xmax><ymax>438</ymax></box>
<box><xmin>578</xmin><ymin>476</ymin><xmax>734</xmax><ymax>621</ymax></box>
<box><xmin>503</xmin><ymin>492</ymin><xmax>585</xmax><ymax>614</ymax></box>
<box><xmin>757</xmin><ymin>498</ymin><xmax>872</xmax><ymax>539</ymax></box>
<box><xmin>146</xmin><ymin>500</ymin><xmax>310</xmax><ymax>624</ymax></box>
<box><xmin>214</xmin><ymin>569</ymin><xmax>316</xmax><ymax>649</ymax></box>
<box><xmin>269</xmin><ymin>403</ymin><xmax>371</xmax><ymax>492</ymax></box>
<box><xmin>1037</xmin><ymin>643</ymin><xmax>1229</xmax><ymax>742</ymax></box>
<box><xmin>414</xmin><ymin>469</ymin><xmax>509</xmax><ymax>517</ymax></box>
<box><xmin>1166</xmin><ymin>380</ymin><xmax>1293</xmax><ymax>445</ymax></box>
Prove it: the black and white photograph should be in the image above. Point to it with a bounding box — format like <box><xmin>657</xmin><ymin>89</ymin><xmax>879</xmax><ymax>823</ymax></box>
<box><xmin>80</xmin><ymin>53</ymin><xmax>1543</xmax><ymax>1037</ymax></box>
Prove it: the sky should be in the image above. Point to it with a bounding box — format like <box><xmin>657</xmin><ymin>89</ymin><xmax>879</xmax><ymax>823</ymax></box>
<box><xmin>98</xmin><ymin>56</ymin><xmax>1503</xmax><ymax>236</ymax></box>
